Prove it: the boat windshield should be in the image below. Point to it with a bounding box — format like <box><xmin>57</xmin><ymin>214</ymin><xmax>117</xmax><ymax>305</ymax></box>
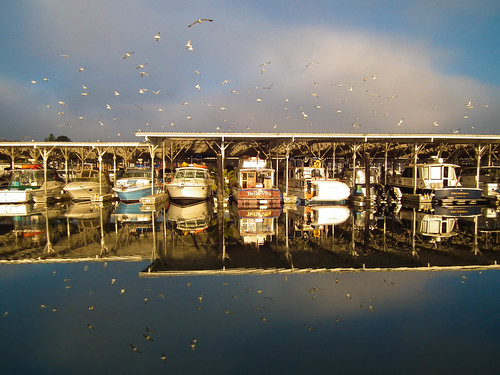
<box><xmin>175</xmin><ymin>170</ymin><xmax>206</xmax><ymax>179</ymax></box>
<box><xmin>10</xmin><ymin>170</ymin><xmax>44</xmax><ymax>187</ymax></box>
<box><xmin>123</xmin><ymin>170</ymin><xmax>150</xmax><ymax>179</ymax></box>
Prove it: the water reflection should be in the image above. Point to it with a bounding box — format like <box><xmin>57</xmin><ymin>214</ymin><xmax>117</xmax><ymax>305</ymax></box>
<box><xmin>1</xmin><ymin>200</ymin><xmax>500</xmax><ymax>374</ymax></box>
<box><xmin>0</xmin><ymin>199</ymin><xmax>498</xmax><ymax>271</ymax></box>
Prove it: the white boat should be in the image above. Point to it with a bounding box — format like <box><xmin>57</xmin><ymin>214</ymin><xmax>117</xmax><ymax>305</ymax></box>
<box><xmin>63</xmin><ymin>169</ymin><xmax>113</xmax><ymax>201</ymax></box>
<box><xmin>460</xmin><ymin>166</ymin><xmax>500</xmax><ymax>197</ymax></box>
<box><xmin>0</xmin><ymin>165</ymin><xmax>64</xmax><ymax>204</ymax></box>
<box><xmin>231</xmin><ymin>157</ymin><xmax>282</xmax><ymax>208</ymax></box>
<box><xmin>166</xmin><ymin>164</ymin><xmax>213</xmax><ymax>203</ymax></box>
<box><xmin>112</xmin><ymin>169</ymin><xmax>159</xmax><ymax>202</ymax></box>
<box><xmin>388</xmin><ymin>158</ymin><xmax>483</xmax><ymax>203</ymax></box>
<box><xmin>283</xmin><ymin>159</ymin><xmax>350</xmax><ymax>204</ymax></box>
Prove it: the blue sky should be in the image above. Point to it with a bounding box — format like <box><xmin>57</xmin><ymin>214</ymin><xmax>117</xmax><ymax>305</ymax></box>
<box><xmin>0</xmin><ymin>0</ymin><xmax>498</xmax><ymax>141</ymax></box>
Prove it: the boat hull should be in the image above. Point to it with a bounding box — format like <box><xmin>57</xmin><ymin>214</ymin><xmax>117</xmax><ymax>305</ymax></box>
<box><xmin>432</xmin><ymin>187</ymin><xmax>485</xmax><ymax>205</ymax></box>
<box><xmin>297</xmin><ymin>180</ymin><xmax>351</xmax><ymax>204</ymax></box>
<box><xmin>113</xmin><ymin>186</ymin><xmax>155</xmax><ymax>202</ymax></box>
<box><xmin>167</xmin><ymin>184</ymin><xmax>212</xmax><ymax>203</ymax></box>
<box><xmin>0</xmin><ymin>189</ymin><xmax>32</xmax><ymax>204</ymax></box>
<box><xmin>64</xmin><ymin>182</ymin><xmax>112</xmax><ymax>201</ymax></box>
<box><xmin>234</xmin><ymin>188</ymin><xmax>282</xmax><ymax>208</ymax></box>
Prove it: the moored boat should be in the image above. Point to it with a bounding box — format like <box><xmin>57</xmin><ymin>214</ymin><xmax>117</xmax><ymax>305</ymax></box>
<box><xmin>0</xmin><ymin>165</ymin><xmax>64</xmax><ymax>204</ymax></box>
<box><xmin>387</xmin><ymin>158</ymin><xmax>483</xmax><ymax>204</ymax></box>
<box><xmin>231</xmin><ymin>157</ymin><xmax>282</xmax><ymax>208</ymax></box>
<box><xmin>166</xmin><ymin>164</ymin><xmax>213</xmax><ymax>203</ymax></box>
<box><xmin>460</xmin><ymin>166</ymin><xmax>500</xmax><ymax>198</ymax></box>
<box><xmin>112</xmin><ymin>168</ymin><xmax>159</xmax><ymax>203</ymax></box>
<box><xmin>282</xmin><ymin>159</ymin><xmax>350</xmax><ymax>204</ymax></box>
<box><xmin>63</xmin><ymin>169</ymin><xmax>113</xmax><ymax>201</ymax></box>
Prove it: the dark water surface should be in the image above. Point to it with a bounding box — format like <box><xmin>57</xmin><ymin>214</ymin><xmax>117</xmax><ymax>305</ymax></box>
<box><xmin>1</xmin><ymin>200</ymin><xmax>500</xmax><ymax>374</ymax></box>
<box><xmin>1</xmin><ymin>262</ymin><xmax>500</xmax><ymax>374</ymax></box>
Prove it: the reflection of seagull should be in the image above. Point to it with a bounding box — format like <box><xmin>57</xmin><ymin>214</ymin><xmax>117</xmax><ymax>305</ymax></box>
<box><xmin>187</xmin><ymin>19</ymin><xmax>213</xmax><ymax>27</ymax></box>
<box><xmin>154</xmin><ymin>32</ymin><xmax>160</xmax><ymax>42</ymax></box>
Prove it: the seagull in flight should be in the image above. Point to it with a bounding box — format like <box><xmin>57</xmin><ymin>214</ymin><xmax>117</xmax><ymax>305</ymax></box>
<box><xmin>154</xmin><ymin>32</ymin><xmax>160</xmax><ymax>42</ymax></box>
<box><xmin>188</xmin><ymin>19</ymin><xmax>213</xmax><ymax>27</ymax></box>
<box><xmin>185</xmin><ymin>40</ymin><xmax>193</xmax><ymax>51</ymax></box>
<box><xmin>123</xmin><ymin>52</ymin><xmax>134</xmax><ymax>59</ymax></box>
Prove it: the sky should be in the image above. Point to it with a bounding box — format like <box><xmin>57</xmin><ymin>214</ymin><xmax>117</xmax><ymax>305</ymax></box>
<box><xmin>0</xmin><ymin>0</ymin><xmax>499</xmax><ymax>141</ymax></box>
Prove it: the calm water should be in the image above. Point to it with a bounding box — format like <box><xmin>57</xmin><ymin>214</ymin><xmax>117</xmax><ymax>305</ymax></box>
<box><xmin>1</xmin><ymin>200</ymin><xmax>500</xmax><ymax>374</ymax></box>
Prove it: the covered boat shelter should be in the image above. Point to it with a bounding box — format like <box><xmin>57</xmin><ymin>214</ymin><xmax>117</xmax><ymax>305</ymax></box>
<box><xmin>134</xmin><ymin>132</ymin><xmax>500</xmax><ymax>204</ymax></box>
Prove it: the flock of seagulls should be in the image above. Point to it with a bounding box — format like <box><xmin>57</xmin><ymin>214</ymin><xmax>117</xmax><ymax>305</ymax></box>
<box><xmin>28</xmin><ymin>16</ymin><xmax>490</xmax><ymax>139</ymax></box>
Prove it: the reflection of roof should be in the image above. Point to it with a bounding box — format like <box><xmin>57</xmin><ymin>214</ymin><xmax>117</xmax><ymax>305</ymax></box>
<box><xmin>139</xmin><ymin>264</ymin><xmax>500</xmax><ymax>277</ymax></box>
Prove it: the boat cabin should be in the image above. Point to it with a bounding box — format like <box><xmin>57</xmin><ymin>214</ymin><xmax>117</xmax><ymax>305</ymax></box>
<box><xmin>237</xmin><ymin>158</ymin><xmax>275</xmax><ymax>190</ymax></box>
<box><xmin>392</xmin><ymin>161</ymin><xmax>460</xmax><ymax>191</ymax></box>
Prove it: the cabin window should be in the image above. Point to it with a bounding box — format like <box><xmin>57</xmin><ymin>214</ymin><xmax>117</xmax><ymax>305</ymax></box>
<box><xmin>195</xmin><ymin>171</ymin><xmax>206</xmax><ymax>179</ymax></box>
<box><xmin>402</xmin><ymin>168</ymin><xmax>413</xmax><ymax>178</ymax></box>
<box><xmin>429</xmin><ymin>166</ymin><xmax>442</xmax><ymax>180</ymax></box>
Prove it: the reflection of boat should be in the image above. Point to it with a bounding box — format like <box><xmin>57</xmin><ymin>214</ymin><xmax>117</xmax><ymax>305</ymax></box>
<box><xmin>231</xmin><ymin>157</ymin><xmax>282</xmax><ymax>208</ymax></box>
<box><xmin>111</xmin><ymin>202</ymin><xmax>152</xmax><ymax>223</ymax></box>
<box><xmin>63</xmin><ymin>169</ymin><xmax>113</xmax><ymax>201</ymax></box>
<box><xmin>0</xmin><ymin>203</ymin><xmax>62</xmax><ymax>240</ymax></box>
<box><xmin>399</xmin><ymin>208</ymin><xmax>458</xmax><ymax>241</ymax></box>
<box><xmin>0</xmin><ymin>165</ymin><xmax>64</xmax><ymax>203</ymax></box>
<box><xmin>283</xmin><ymin>159</ymin><xmax>350</xmax><ymax>203</ymax></box>
<box><xmin>64</xmin><ymin>201</ymin><xmax>106</xmax><ymax>220</ymax></box>
<box><xmin>113</xmin><ymin>169</ymin><xmax>159</xmax><ymax>202</ymax></box>
<box><xmin>460</xmin><ymin>166</ymin><xmax>500</xmax><ymax>197</ymax></box>
<box><xmin>166</xmin><ymin>164</ymin><xmax>213</xmax><ymax>203</ymax></box>
<box><xmin>166</xmin><ymin>200</ymin><xmax>214</xmax><ymax>233</ymax></box>
<box><xmin>388</xmin><ymin>158</ymin><xmax>483</xmax><ymax>203</ymax></box>
<box><xmin>297</xmin><ymin>204</ymin><xmax>351</xmax><ymax>227</ymax></box>
<box><xmin>235</xmin><ymin>207</ymin><xmax>280</xmax><ymax>245</ymax></box>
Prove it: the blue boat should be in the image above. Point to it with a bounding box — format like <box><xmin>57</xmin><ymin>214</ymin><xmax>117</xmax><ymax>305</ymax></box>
<box><xmin>112</xmin><ymin>169</ymin><xmax>159</xmax><ymax>202</ymax></box>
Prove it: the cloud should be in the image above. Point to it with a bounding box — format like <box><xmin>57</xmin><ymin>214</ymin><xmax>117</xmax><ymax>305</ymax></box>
<box><xmin>1</xmin><ymin>1</ymin><xmax>498</xmax><ymax>140</ymax></box>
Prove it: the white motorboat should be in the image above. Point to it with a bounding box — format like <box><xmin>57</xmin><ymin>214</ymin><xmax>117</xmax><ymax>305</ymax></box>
<box><xmin>0</xmin><ymin>165</ymin><xmax>64</xmax><ymax>204</ymax></box>
<box><xmin>388</xmin><ymin>157</ymin><xmax>483</xmax><ymax>203</ymax></box>
<box><xmin>166</xmin><ymin>164</ymin><xmax>213</xmax><ymax>203</ymax></box>
<box><xmin>283</xmin><ymin>159</ymin><xmax>350</xmax><ymax>204</ymax></box>
<box><xmin>63</xmin><ymin>169</ymin><xmax>113</xmax><ymax>201</ymax></box>
<box><xmin>113</xmin><ymin>168</ymin><xmax>159</xmax><ymax>202</ymax></box>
